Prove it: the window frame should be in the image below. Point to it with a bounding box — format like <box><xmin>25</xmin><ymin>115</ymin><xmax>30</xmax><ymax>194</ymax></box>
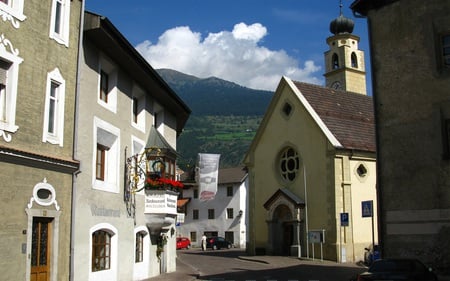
<box><xmin>226</xmin><ymin>208</ymin><xmax>234</xmax><ymax>219</ymax></box>
<box><xmin>97</xmin><ymin>56</ymin><xmax>118</xmax><ymax>113</ymax></box>
<box><xmin>226</xmin><ymin>186</ymin><xmax>233</xmax><ymax>197</ymax></box>
<box><xmin>208</xmin><ymin>209</ymin><xmax>215</xmax><ymax>220</ymax></box>
<box><xmin>193</xmin><ymin>209</ymin><xmax>199</xmax><ymax>220</ymax></box>
<box><xmin>0</xmin><ymin>0</ymin><xmax>26</xmax><ymax>28</ymax></box>
<box><xmin>135</xmin><ymin>231</ymin><xmax>144</xmax><ymax>263</ymax></box>
<box><xmin>91</xmin><ymin>230</ymin><xmax>111</xmax><ymax>272</ymax></box>
<box><xmin>49</xmin><ymin>0</ymin><xmax>70</xmax><ymax>46</ymax></box>
<box><xmin>96</xmin><ymin>144</ymin><xmax>107</xmax><ymax>181</ymax></box>
<box><xmin>279</xmin><ymin>147</ymin><xmax>300</xmax><ymax>182</ymax></box>
<box><xmin>131</xmin><ymin>84</ymin><xmax>146</xmax><ymax>131</ymax></box>
<box><xmin>42</xmin><ymin>68</ymin><xmax>65</xmax><ymax>146</ymax></box>
<box><xmin>0</xmin><ymin>36</ymin><xmax>23</xmax><ymax>142</ymax></box>
<box><xmin>93</xmin><ymin>117</ymin><xmax>120</xmax><ymax>193</ymax></box>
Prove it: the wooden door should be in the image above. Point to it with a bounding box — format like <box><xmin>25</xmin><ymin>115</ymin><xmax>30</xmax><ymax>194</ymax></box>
<box><xmin>30</xmin><ymin>217</ymin><xmax>52</xmax><ymax>281</ymax></box>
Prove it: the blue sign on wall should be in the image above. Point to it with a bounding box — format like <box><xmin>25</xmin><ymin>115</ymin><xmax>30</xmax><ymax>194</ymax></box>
<box><xmin>340</xmin><ymin>212</ymin><xmax>349</xmax><ymax>226</ymax></box>
<box><xmin>362</xmin><ymin>200</ymin><xmax>373</xmax><ymax>217</ymax></box>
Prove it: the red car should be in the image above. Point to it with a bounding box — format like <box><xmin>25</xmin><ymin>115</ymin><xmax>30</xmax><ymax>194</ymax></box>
<box><xmin>176</xmin><ymin>237</ymin><xmax>191</xmax><ymax>250</ymax></box>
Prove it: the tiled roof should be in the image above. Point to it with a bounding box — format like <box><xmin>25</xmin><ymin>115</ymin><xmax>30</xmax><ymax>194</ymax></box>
<box><xmin>218</xmin><ymin>166</ymin><xmax>247</xmax><ymax>184</ymax></box>
<box><xmin>293</xmin><ymin>81</ymin><xmax>376</xmax><ymax>152</ymax></box>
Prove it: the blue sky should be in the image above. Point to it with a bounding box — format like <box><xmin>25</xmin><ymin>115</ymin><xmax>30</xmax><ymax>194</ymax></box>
<box><xmin>85</xmin><ymin>0</ymin><xmax>371</xmax><ymax>93</ymax></box>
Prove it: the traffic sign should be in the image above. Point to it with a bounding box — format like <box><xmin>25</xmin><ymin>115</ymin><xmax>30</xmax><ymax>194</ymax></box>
<box><xmin>340</xmin><ymin>212</ymin><xmax>349</xmax><ymax>226</ymax></box>
<box><xmin>362</xmin><ymin>200</ymin><xmax>373</xmax><ymax>217</ymax></box>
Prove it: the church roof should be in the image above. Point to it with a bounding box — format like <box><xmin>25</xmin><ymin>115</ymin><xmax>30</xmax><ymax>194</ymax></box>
<box><xmin>293</xmin><ymin>81</ymin><xmax>376</xmax><ymax>153</ymax></box>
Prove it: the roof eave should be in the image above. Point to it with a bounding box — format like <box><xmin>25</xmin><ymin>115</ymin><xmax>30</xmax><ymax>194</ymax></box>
<box><xmin>83</xmin><ymin>11</ymin><xmax>191</xmax><ymax>135</ymax></box>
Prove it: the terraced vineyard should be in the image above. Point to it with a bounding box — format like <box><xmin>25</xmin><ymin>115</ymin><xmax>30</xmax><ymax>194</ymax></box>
<box><xmin>177</xmin><ymin>115</ymin><xmax>263</xmax><ymax>170</ymax></box>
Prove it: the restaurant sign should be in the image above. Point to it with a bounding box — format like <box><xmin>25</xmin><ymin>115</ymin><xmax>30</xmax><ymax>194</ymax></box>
<box><xmin>144</xmin><ymin>190</ymin><xmax>178</xmax><ymax>215</ymax></box>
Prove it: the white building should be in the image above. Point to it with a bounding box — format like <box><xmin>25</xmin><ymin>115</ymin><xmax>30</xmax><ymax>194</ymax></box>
<box><xmin>178</xmin><ymin>166</ymin><xmax>248</xmax><ymax>248</ymax></box>
<box><xmin>71</xmin><ymin>11</ymin><xmax>190</xmax><ymax>281</ymax></box>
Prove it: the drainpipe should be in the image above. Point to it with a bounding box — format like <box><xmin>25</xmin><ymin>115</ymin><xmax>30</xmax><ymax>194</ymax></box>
<box><xmin>70</xmin><ymin>2</ymin><xmax>85</xmax><ymax>280</ymax></box>
<box><xmin>303</xmin><ymin>164</ymin><xmax>309</xmax><ymax>258</ymax></box>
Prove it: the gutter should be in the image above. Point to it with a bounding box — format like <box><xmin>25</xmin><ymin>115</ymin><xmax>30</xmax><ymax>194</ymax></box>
<box><xmin>69</xmin><ymin>0</ymin><xmax>85</xmax><ymax>280</ymax></box>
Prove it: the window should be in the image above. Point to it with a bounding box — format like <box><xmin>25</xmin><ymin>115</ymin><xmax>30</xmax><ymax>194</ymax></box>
<box><xmin>279</xmin><ymin>147</ymin><xmax>300</xmax><ymax>182</ymax></box>
<box><xmin>282</xmin><ymin>102</ymin><xmax>293</xmax><ymax>117</ymax></box>
<box><xmin>351</xmin><ymin>52</ymin><xmax>358</xmax><ymax>68</ymax></box>
<box><xmin>99</xmin><ymin>70</ymin><xmax>108</xmax><ymax>103</ymax></box>
<box><xmin>442</xmin><ymin>33</ymin><xmax>450</xmax><ymax>68</ymax></box>
<box><xmin>131</xmin><ymin>85</ymin><xmax>145</xmax><ymax>131</ymax></box>
<box><xmin>193</xmin><ymin>209</ymin><xmax>199</xmax><ymax>220</ymax></box>
<box><xmin>43</xmin><ymin>68</ymin><xmax>65</xmax><ymax>146</ymax></box>
<box><xmin>227</xmin><ymin>208</ymin><xmax>234</xmax><ymax>219</ymax></box>
<box><xmin>332</xmin><ymin>53</ymin><xmax>339</xmax><ymax>69</ymax></box>
<box><xmin>92</xmin><ymin>230</ymin><xmax>111</xmax><ymax>272</ymax></box>
<box><xmin>132</xmin><ymin>97</ymin><xmax>138</xmax><ymax>123</ymax></box>
<box><xmin>97</xmin><ymin>57</ymin><xmax>117</xmax><ymax>112</ymax></box>
<box><xmin>225</xmin><ymin>231</ymin><xmax>234</xmax><ymax>244</ymax></box>
<box><xmin>0</xmin><ymin>61</ymin><xmax>8</xmax><ymax>122</ymax></box>
<box><xmin>96</xmin><ymin>144</ymin><xmax>107</xmax><ymax>181</ymax></box>
<box><xmin>357</xmin><ymin>164</ymin><xmax>368</xmax><ymax>178</ymax></box>
<box><xmin>0</xmin><ymin>39</ymin><xmax>23</xmax><ymax>142</ymax></box>
<box><xmin>443</xmin><ymin>118</ymin><xmax>450</xmax><ymax>159</ymax></box>
<box><xmin>0</xmin><ymin>0</ymin><xmax>26</xmax><ymax>28</ymax></box>
<box><xmin>94</xmin><ymin>117</ymin><xmax>120</xmax><ymax>192</ymax></box>
<box><xmin>49</xmin><ymin>0</ymin><xmax>70</xmax><ymax>46</ymax></box>
<box><xmin>193</xmin><ymin>189</ymin><xmax>198</xmax><ymax>199</ymax></box>
<box><xmin>190</xmin><ymin>232</ymin><xmax>197</xmax><ymax>243</ymax></box>
<box><xmin>135</xmin><ymin>232</ymin><xmax>144</xmax><ymax>263</ymax></box>
<box><xmin>226</xmin><ymin>186</ymin><xmax>233</xmax><ymax>197</ymax></box>
<box><xmin>208</xmin><ymin>209</ymin><xmax>215</xmax><ymax>219</ymax></box>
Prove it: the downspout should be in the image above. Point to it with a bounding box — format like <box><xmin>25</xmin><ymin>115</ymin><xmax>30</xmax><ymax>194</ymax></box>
<box><xmin>70</xmin><ymin>2</ymin><xmax>85</xmax><ymax>280</ymax></box>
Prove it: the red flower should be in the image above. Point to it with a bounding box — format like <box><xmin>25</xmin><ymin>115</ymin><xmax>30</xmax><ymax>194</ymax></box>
<box><xmin>144</xmin><ymin>174</ymin><xmax>183</xmax><ymax>190</ymax></box>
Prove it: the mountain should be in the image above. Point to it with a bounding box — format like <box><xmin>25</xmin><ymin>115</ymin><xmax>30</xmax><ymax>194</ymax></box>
<box><xmin>156</xmin><ymin>69</ymin><xmax>274</xmax><ymax>169</ymax></box>
<box><xmin>157</xmin><ymin>69</ymin><xmax>273</xmax><ymax>116</ymax></box>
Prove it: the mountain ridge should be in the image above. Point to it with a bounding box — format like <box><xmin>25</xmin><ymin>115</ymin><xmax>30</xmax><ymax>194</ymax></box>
<box><xmin>157</xmin><ymin>68</ymin><xmax>273</xmax><ymax>116</ymax></box>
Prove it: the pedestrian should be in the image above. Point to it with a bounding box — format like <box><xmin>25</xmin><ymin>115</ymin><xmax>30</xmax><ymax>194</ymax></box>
<box><xmin>201</xmin><ymin>234</ymin><xmax>207</xmax><ymax>251</ymax></box>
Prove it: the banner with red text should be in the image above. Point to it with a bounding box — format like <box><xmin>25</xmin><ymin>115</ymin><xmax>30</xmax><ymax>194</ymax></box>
<box><xmin>197</xmin><ymin>153</ymin><xmax>220</xmax><ymax>201</ymax></box>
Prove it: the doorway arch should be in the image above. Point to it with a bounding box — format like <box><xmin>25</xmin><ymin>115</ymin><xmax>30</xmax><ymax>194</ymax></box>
<box><xmin>264</xmin><ymin>188</ymin><xmax>305</xmax><ymax>256</ymax></box>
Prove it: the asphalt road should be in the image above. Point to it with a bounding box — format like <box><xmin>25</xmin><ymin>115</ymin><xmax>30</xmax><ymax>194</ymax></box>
<box><xmin>177</xmin><ymin>248</ymin><xmax>366</xmax><ymax>281</ymax></box>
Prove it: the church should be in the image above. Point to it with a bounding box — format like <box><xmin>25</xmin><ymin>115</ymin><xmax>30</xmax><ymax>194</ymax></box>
<box><xmin>244</xmin><ymin>9</ymin><xmax>377</xmax><ymax>263</ymax></box>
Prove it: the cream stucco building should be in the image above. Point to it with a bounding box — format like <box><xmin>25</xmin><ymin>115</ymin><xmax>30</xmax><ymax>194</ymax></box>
<box><xmin>244</xmin><ymin>11</ymin><xmax>378</xmax><ymax>263</ymax></box>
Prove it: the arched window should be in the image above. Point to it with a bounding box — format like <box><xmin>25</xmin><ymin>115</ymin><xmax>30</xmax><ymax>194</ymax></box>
<box><xmin>351</xmin><ymin>52</ymin><xmax>358</xmax><ymax>68</ymax></box>
<box><xmin>332</xmin><ymin>53</ymin><xmax>339</xmax><ymax>69</ymax></box>
<box><xmin>92</xmin><ymin>230</ymin><xmax>112</xmax><ymax>271</ymax></box>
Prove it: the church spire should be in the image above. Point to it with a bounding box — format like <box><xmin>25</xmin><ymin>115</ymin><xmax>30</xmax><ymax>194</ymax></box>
<box><xmin>324</xmin><ymin>1</ymin><xmax>367</xmax><ymax>95</ymax></box>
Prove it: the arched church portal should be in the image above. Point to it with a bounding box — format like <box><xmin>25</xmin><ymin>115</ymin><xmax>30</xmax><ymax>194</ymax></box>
<box><xmin>271</xmin><ymin>204</ymin><xmax>293</xmax><ymax>255</ymax></box>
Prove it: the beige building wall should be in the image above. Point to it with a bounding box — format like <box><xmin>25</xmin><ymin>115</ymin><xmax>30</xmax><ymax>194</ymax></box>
<box><xmin>351</xmin><ymin>0</ymin><xmax>450</xmax><ymax>269</ymax></box>
<box><xmin>0</xmin><ymin>0</ymin><xmax>82</xmax><ymax>280</ymax></box>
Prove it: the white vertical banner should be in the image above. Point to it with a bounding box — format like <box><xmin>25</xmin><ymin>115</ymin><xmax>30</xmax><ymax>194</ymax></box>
<box><xmin>197</xmin><ymin>153</ymin><xmax>220</xmax><ymax>201</ymax></box>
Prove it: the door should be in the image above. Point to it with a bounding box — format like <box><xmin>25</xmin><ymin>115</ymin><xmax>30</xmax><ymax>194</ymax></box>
<box><xmin>30</xmin><ymin>217</ymin><xmax>52</xmax><ymax>281</ymax></box>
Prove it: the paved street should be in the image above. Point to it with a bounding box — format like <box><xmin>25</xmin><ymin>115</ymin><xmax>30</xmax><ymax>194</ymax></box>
<box><xmin>167</xmin><ymin>248</ymin><xmax>366</xmax><ymax>281</ymax></box>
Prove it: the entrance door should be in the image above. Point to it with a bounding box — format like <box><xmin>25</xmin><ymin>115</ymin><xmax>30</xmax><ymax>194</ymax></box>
<box><xmin>30</xmin><ymin>217</ymin><xmax>52</xmax><ymax>281</ymax></box>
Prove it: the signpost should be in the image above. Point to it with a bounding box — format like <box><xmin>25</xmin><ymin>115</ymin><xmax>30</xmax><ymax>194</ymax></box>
<box><xmin>362</xmin><ymin>200</ymin><xmax>375</xmax><ymax>253</ymax></box>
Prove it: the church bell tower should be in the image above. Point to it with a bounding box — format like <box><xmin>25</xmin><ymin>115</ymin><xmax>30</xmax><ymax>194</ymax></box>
<box><xmin>324</xmin><ymin>3</ymin><xmax>366</xmax><ymax>95</ymax></box>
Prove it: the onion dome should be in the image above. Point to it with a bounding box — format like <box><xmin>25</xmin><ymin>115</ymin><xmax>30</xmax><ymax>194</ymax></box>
<box><xmin>329</xmin><ymin>13</ymin><xmax>354</xmax><ymax>35</ymax></box>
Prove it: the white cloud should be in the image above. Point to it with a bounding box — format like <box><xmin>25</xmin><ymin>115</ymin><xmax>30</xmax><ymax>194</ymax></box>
<box><xmin>135</xmin><ymin>22</ymin><xmax>321</xmax><ymax>91</ymax></box>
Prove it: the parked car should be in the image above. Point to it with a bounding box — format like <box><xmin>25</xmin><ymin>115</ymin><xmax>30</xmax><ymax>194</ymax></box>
<box><xmin>176</xmin><ymin>237</ymin><xmax>191</xmax><ymax>250</ymax></box>
<box><xmin>354</xmin><ymin>258</ymin><xmax>438</xmax><ymax>281</ymax></box>
<box><xmin>206</xmin><ymin>237</ymin><xmax>233</xmax><ymax>250</ymax></box>
<box><xmin>364</xmin><ymin>244</ymin><xmax>380</xmax><ymax>265</ymax></box>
